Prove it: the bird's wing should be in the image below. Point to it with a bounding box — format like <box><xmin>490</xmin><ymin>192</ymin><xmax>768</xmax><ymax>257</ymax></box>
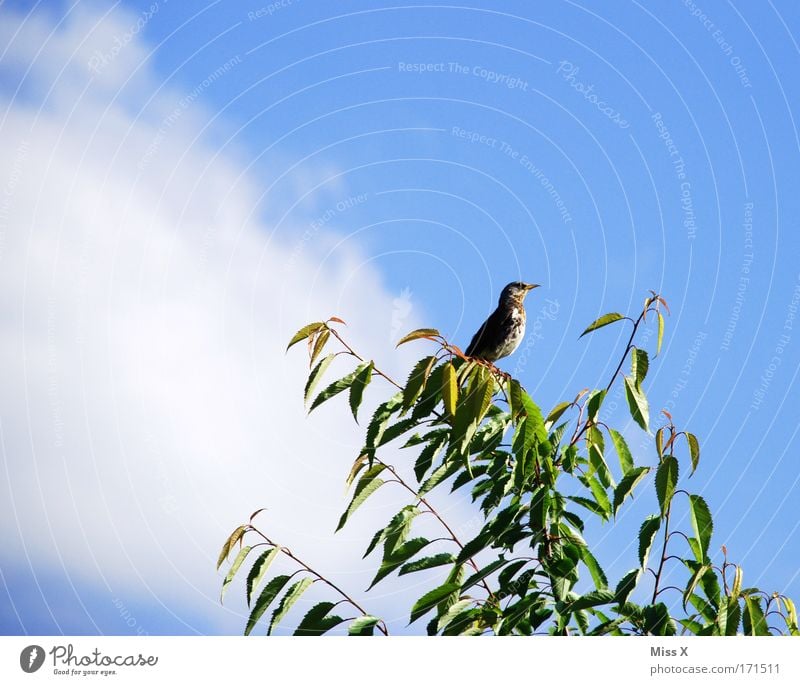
<box><xmin>465</xmin><ymin>306</ymin><xmax>510</xmax><ymax>358</ymax></box>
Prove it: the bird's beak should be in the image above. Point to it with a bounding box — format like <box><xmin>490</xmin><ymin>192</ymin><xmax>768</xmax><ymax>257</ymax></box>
<box><xmin>524</xmin><ymin>283</ymin><xmax>540</xmax><ymax>291</ymax></box>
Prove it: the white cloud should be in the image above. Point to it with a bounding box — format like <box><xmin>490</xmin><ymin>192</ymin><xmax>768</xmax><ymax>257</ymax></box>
<box><xmin>0</xmin><ymin>4</ymin><xmax>426</xmax><ymax>633</ymax></box>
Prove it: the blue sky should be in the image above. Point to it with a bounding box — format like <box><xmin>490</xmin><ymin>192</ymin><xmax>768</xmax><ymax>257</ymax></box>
<box><xmin>1</xmin><ymin>0</ymin><xmax>798</xmax><ymax>635</ymax></box>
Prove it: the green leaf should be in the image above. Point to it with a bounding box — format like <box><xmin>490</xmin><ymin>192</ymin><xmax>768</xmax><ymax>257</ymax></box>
<box><xmin>362</xmin><ymin>392</ymin><xmax>403</xmax><ymax>464</ymax></box>
<box><xmin>455</xmin><ymin>532</ymin><xmax>492</xmax><ymax>565</ymax></box>
<box><xmin>336</xmin><ymin>464</ymin><xmax>386</xmax><ymax>531</ymax></box>
<box><xmin>656</xmin><ymin>311</ymin><xmax>665</xmax><ymax>355</ymax></box>
<box><xmin>348</xmin><ymin>362</ymin><xmax>373</xmax><ymax>422</ymax></box>
<box><xmin>655</xmin><ymin>456</ymin><xmax>679</xmax><ymax>517</ymax></box>
<box><xmin>396</xmin><ymin>327</ymin><xmax>440</xmax><ymax>346</ymax></box>
<box><xmin>580</xmin><ymin>547</ymin><xmax>608</xmax><ymax>590</ymax></box>
<box><xmin>743</xmin><ymin>595</ymin><xmax>769</xmax><ymax>636</ymax></box>
<box><xmin>566</xmin><ymin>495</ymin><xmax>607</xmax><ymax>518</ymax></box>
<box><xmin>614</xmin><ymin>569</ymin><xmax>641</xmax><ymax>605</ymax></box>
<box><xmin>418</xmin><ymin>457</ymin><xmax>461</xmax><ymax>497</ymax></box>
<box><xmin>369</xmin><ymin>537</ymin><xmax>431</xmax><ymax>589</ymax></box>
<box><xmin>638</xmin><ymin>515</ymin><xmax>660</xmax><ymax>569</ymax></box>
<box><xmin>220</xmin><ymin>545</ymin><xmax>252</xmax><ymax>603</ymax></box>
<box><xmin>609</xmin><ymin>428</ymin><xmax>634</xmax><ymax>475</ymax></box>
<box><xmin>399</xmin><ymin>553</ymin><xmax>456</xmax><ymax>576</ymax></box>
<box><xmin>688</xmin><ymin>494</ymin><xmax>713</xmax><ymax>561</ymax></box>
<box><xmin>412</xmin><ymin>431</ymin><xmax>447</xmax><ymax>483</ymax></box>
<box><xmin>287</xmin><ymin>322</ymin><xmax>324</xmax><ymax>350</ymax></box>
<box><xmin>409</xmin><ymin>583</ymin><xmax>462</xmax><ymax>624</ymax></box>
<box><xmin>581</xmin><ymin>474</ymin><xmax>611</xmax><ymax>520</ymax></box>
<box><xmin>217</xmin><ymin>525</ymin><xmax>247</xmax><ymax>570</ymax></box>
<box><xmin>364</xmin><ymin>505</ymin><xmax>419</xmax><ymax>559</ymax></box>
<box><xmin>304</xmin><ymin>354</ymin><xmax>336</xmax><ymax>405</ymax></box>
<box><xmin>643</xmin><ymin>602</ymin><xmax>675</xmax><ymax>635</ymax></box>
<box><xmin>437</xmin><ymin>599</ymin><xmax>475</xmax><ymax>632</ymax></box>
<box><xmin>442</xmin><ymin>361</ymin><xmax>458</xmax><ymax>416</ymax></box>
<box><xmin>683</xmin><ymin>564</ymin><xmax>711</xmax><ymax>611</ymax></box>
<box><xmin>623</xmin><ymin>375</ymin><xmax>650</xmax><ymax>433</ymax></box>
<box><xmin>309</xmin><ymin>328</ymin><xmax>330</xmax><ymax>367</ymax></box>
<box><xmin>586</xmin><ymin>426</ymin><xmax>613</xmax><ymax>489</ymax></box>
<box><xmin>586</xmin><ymin>390</ymin><xmax>606</xmax><ymax>422</ymax></box>
<box><xmin>245</xmin><ymin>574</ymin><xmax>291</xmax><ymax>635</ymax></box>
<box><xmin>579</xmin><ymin>312</ymin><xmax>625</xmax><ymax>337</ymax></box>
<box><xmin>309</xmin><ymin>362</ymin><xmax>371</xmax><ymax>413</ymax></box>
<box><xmin>687</xmin><ymin>432</ymin><xmax>700</xmax><ymax>476</ymax></box>
<box><xmin>461</xmin><ymin>558</ymin><xmax>508</xmax><ymax>592</ymax></box>
<box><xmin>563</xmin><ymin>589</ymin><xmax>615</xmax><ymax>612</ymax></box>
<box><xmin>631</xmin><ymin>347</ymin><xmax>649</xmax><ymax>387</ymax></box>
<box><xmin>545</xmin><ymin>401</ymin><xmax>572</xmax><ymax>428</ymax></box>
<box><xmin>294</xmin><ymin>602</ymin><xmax>346</xmax><ymax>636</ymax></box>
<box><xmin>348</xmin><ymin>615</ymin><xmax>381</xmax><ymax>636</ymax></box>
<box><xmin>268</xmin><ymin>577</ymin><xmax>313</xmax><ymax>635</ymax></box>
<box><xmin>246</xmin><ymin>546</ymin><xmax>281</xmax><ymax>606</ymax></box>
<box><xmin>612</xmin><ymin>466</ymin><xmax>650</xmax><ymax>515</ymax></box>
<box><xmin>402</xmin><ymin>356</ymin><xmax>436</xmax><ymax>411</ymax></box>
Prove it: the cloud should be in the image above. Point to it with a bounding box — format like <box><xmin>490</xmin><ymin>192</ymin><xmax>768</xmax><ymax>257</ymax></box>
<box><xmin>0</xmin><ymin>4</ymin><xmax>425</xmax><ymax>634</ymax></box>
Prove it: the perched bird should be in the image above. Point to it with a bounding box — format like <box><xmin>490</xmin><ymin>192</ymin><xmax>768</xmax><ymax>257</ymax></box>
<box><xmin>464</xmin><ymin>282</ymin><xmax>540</xmax><ymax>363</ymax></box>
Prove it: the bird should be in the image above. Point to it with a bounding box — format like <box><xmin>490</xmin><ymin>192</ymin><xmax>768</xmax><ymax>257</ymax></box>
<box><xmin>464</xmin><ymin>282</ymin><xmax>540</xmax><ymax>363</ymax></box>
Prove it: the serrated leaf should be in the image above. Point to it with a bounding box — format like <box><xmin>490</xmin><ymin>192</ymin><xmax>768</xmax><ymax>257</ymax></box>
<box><xmin>369</xmin><ymin>537</ymin><xmax>431</xmax><ymax>589</ymax></box>
<box><xmin>348</xmin><ymin>362</ymin><xmax>373</xmax><ymax>422</ymax></box>
<box><xmin>612</xmin><ymin>466</ymin><xmax>650</xmax><ymax>515</ymax></box>
<box><xmin>268</xmin><ymin>577</ymin><xmax>313</xmax><ymax>635</ymax></box>
<box><xmin>398</xmin><ymin>553</ymin><xmax>456</xmax><ymax>576</ymax></box>
<box><xmin>643</xmin><ymin>602</ymin><xmax>675</xmax><ymax>635</ymax></box>
<box><xmin>687</xmin><ymin>432</ymin><xmax>700</xmax><ymax>476</ymax></box>
<box><xmin>287</xmin><ymin>322</ymin><xmax>325</xmax><ymax>351</ymax></box>
<box><xmin>309</xmin><ymin>362</ymin><xmax>371</xmax><ymax>413</ymax></box>
<box><xmin>655</xmin><ymin>456</ymin><xmax>679</xmax><ymax>517</ymax></box>
<box><xmin>657</xmin><ymin>311</ymin><xmax>665</xmax><ymax>355</ymax></box>
<box><xmin>437</xmin><ymin>599</ymin><xmax>474</xmax><ymax>632</ymax></box>
<box><xmin>442</xmin><ymin>361</ymin><xmax>458</xmax><ymax>416</ymax></box>
<box><xmin>586</xmin><ymin>426</ymin><xmax>613</xmax><ymax>489</ymax></box>
<box><xmin>245</xmin><ymin>574</ymin><xmax>291</xmax><ymax>635</ymax></box>
<box><xmin>683</xmin><ymin>564</ymin><xmax>711</xmax><ymax>611</ymax></box>
<box><xmin>217</xmin><ymin>525</ymin><xmax>247</xmax><ymax>570</ymax></box>
<box><xmin>631</xmin><ymin>347</ymin><xmax>649</xmax><ymax>388</ymax></box>
<box><xmin>545</xmin><ymin>401</ymin><xmax>572</xmax><ymax>428</ymax></box>
<box><xmin>304</xmin><ymin>354</ymin><xmax>336</xmax><ymax>405</ymax></box>
<box><xmin>294</xmin><ymin>601</ymin><xmax>345</xmax><ymax>636</ymax></box>
<box><xmin>246</xmin><ymin>546</ymin><xmax>281</xmax><ymax>606</ymax></box>
<box><xmin>336</xmin><ymin>464</ymin><xmax>386</xmax><ymax>531</ymax></box>
<box><xmin>609</xmin><ymin>428</ymin><xmax>634</xmax><ymax>475</ymax></box>
<box><xmin>614</xmin><ymin>569</ymin><xmax>641</xmax><ymax>605</ymax></box>
<box><xmin>348</xmin><ymin>615</ymin><xmax>380</xmax><ymax>636</ymax></box>
<box><xmin>623</xmin><ymin>375</ymin><xmax>650</xmax><ymax>433</ymax></box>
<box><xmin>396</xmin><ymin>328</ymin><xmax>441</xmax><ymax>346</ymax></box>
<box><xmin>402</xmin><ymin>355</ymin><xmax>436</xmax><ymax>411</ymax></box>
<box><xmin>586</xmin><ymin>389</ymin><xmax>606</xmax><ymax>422</ymax></box>
<box><xmin>563</xmin><ymin>589</ymin><xmax>615</xmax><ymax>612</ymax></box>
<box><xmin>461</xmin><ymin>558</ymin><xmax>508</xmax><ymax>592</ymax></box>
<box><xmin>688</xmin><ymin>494</ymin><xmax>713</xmax><ymax>561</ymax></box>
<box><xmin>409</xmin><ymin>582</ymin><xmax>462</xmax><ymax>624</ymax></box>
<box><xmin>638</xmin><ymin>515</ymin><xmax>660</xmax><ymax>569</ymax></box>
<box><xmin>413</xmin><ymin>431</ymin><xmax>447</xmax><ymax>483</ymax></box>
<box><xmin>743</xmin><ymin>595</ymin><xmax>769</xmax><ymax>635</ymax></box>
<box><xmin>580</xmin><ymin>547</ymin><xmax>608</xmax><ymax>590</ymax></box>
<box><xmin>220</xmin><ymin>545</ymin><xmax>252</xmax><ymax>603</ymax></box>
<box><xmin>309</xmin><ymin>328</ymin><xmax>330</xmax><ymax>366</ymax></box>
<box><xmin>581</xmin><ymin>474</ymin><xmax>611</xmax><ymax>519</ymax></box>
<box><xmin>579</xmin><ymin>312</ymin><xmax>625</xmax><ymax>338</ymax></box>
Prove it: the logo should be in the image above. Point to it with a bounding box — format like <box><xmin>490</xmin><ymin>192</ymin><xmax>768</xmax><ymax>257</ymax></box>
<box><xmin>20</xmin><ymin>645</ymin><xmax>45</xmax><ymax>673</ymax></box>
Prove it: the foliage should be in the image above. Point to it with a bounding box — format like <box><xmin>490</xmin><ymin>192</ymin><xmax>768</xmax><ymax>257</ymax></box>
<box><xmin>219</xmin><ymin>295</ymin><xmax>798</xmax><ymax>636</ymax></box>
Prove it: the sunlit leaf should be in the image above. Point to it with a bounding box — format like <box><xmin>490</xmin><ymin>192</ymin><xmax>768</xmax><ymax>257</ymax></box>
<box><xmin>631</xmin><ymin>347</ymin><xmax>649</xmax><ymax>388</ymax></box>
<box><xmin>442</xmin><ymin>361</ymin><xmax>458</xmax><ymax>416</ymax></box>
<box><xmin>655</xmin><ymin>456</ymin><xmax>679</xmax><ymax>517</ymax></box>
<box><xmin>348</xmin><ymin>615</ymin><xmax>380</xmax><ymax>636</ymax></box>
<box><xmin>348</xmin><ymin>362</ymin><xmax>374</xmax><ymax>422</ymax></box>
<box><xmin>623</xmin><ymin>375</ymin><xmax>650</xmax><ymax>433</ymax></box>
<box><xmin>309</xmin><ymin>362</ymin><xmax>371</xmax><ymax>413</ymax></box>
<box><xmin>268</xmin><ymin>577</ymin><xmax>313</xmax><ymax>635</ymax></box>
<box><xmin>638</xmin><ymin>515</ymin><xmax>660</xmax><ymax>569</ymax></box>
<box><xmin>304</xmin><ymin>354</ymin><xmax>336</xmax><ymax>406</ymax></box>
<box><xmin>217</xmin><ymin>525</ymin><xmax>247</xmax><ymax>570</ymax></box>
<box><xmin>336</xmin><ymin>464</ymin><xmax>386</xmax><ymax>531</ymax></box>
<box><xmin>399</xmin><ymin>553</ymin><xmax>456</xmax><ymax>576</ymax></box>
<box><xmin>220</xmin><ymin>545</ymin><xmax>251</xmax><ymax>603</ymax></box>
<box><xmin>609</xmin><ymin>428</ymin><xmax>634</xmax><ymax>475</ymax></box>
<box><xmin>396</xmin><ymin>328</ymin><xmax>440</xmax><ymax>346</ymax></box>
<box><xmin>579</xmin><ymin>312</ymin><xmax>625</xmax><ymax>338</ymax></box>
<box><xmin>612</xmin><ymin>466</ymin><xmax>650</xmax><ymax>515</ymax></box>
<box><xmin>245</xmin><ymin>574</ymin><xmax>291</xmax><ymax>635</ymax></box>
<box><xmin>688</xmin><ymin>494</ymin><xmax>713</xmax><ymax>562</ymax></box>
<box><xmin>246</xmin><ymin>546</ymin><xmax>281</xmax><ymax>606</ymax></box>
<box><xmin>409</xmin><ymin>583</ymin><xmax>462</xmax><ymax>624</ymax></box>
<box><xmin>687</xmin><ymin>432</ymin><xmax>700</xmax><ymax>476</ymax></box>
<box><xmin>656</xmin><ymin>311</ymin><xmax>665</xmax><ymax>355</ymax></box>
<box><xmin>402</xmin><ymin>355</ymin><xmax>436</xmax><ymax>412</ymax></box>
